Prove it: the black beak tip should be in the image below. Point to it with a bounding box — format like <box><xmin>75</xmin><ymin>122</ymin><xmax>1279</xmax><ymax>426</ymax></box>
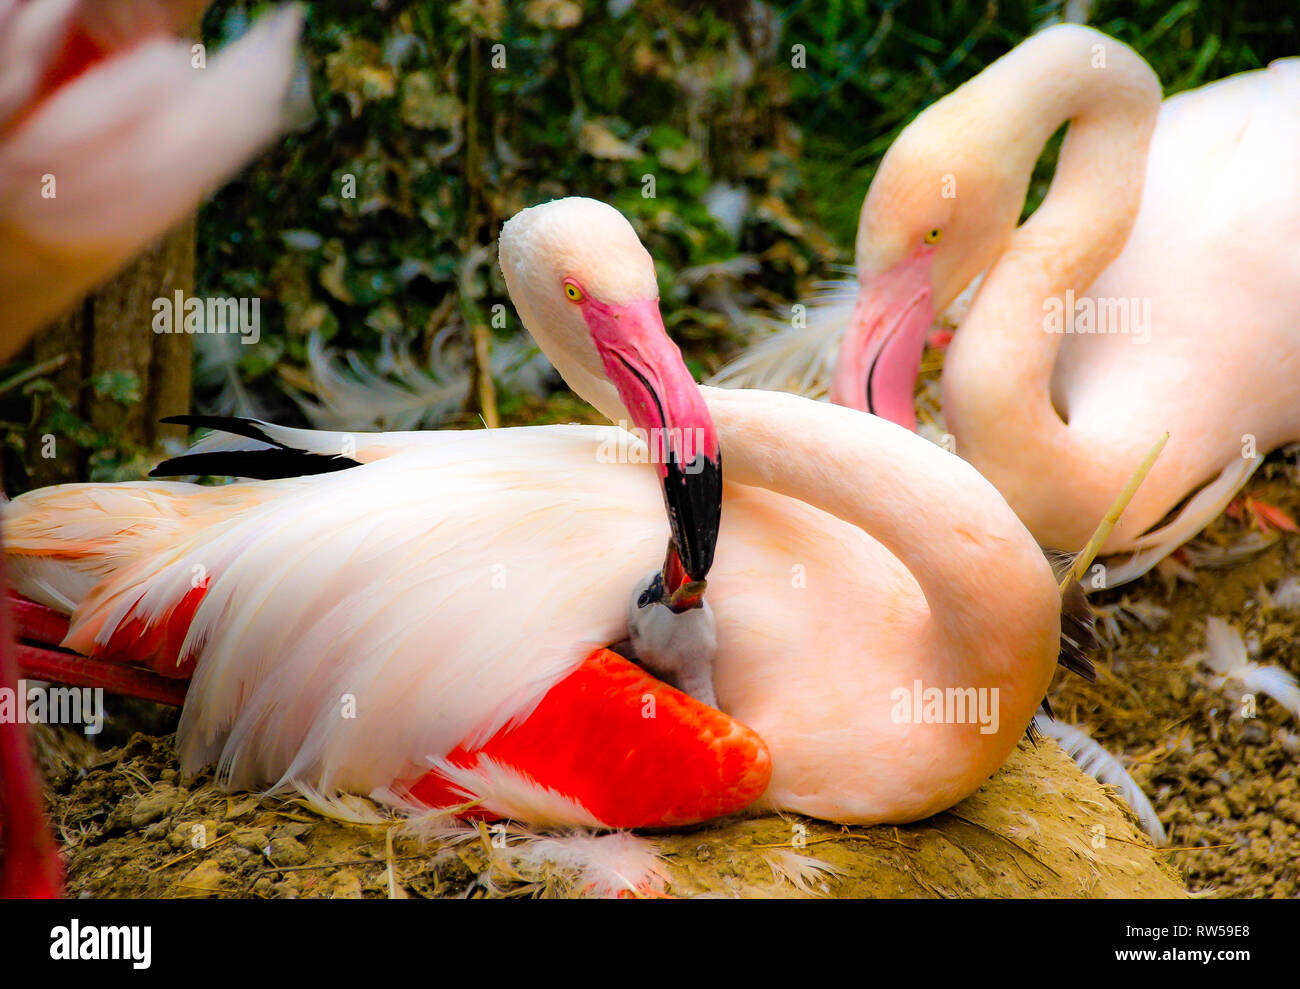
<box><xmin>661</xmin><ymin>452</ymin><xmax>722</xmax><ymax>583</ymax></box>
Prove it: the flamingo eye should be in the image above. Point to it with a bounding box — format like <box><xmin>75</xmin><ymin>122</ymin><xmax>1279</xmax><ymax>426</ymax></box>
<box><xmin>924</xmin><ymin>228</ymin><xmax>943</xmax><ymax>245</ymax></box>
<box><xmin>564</xmin><ymin>281</ymin><xmax>586</xmax><ymax>303</ymax></box>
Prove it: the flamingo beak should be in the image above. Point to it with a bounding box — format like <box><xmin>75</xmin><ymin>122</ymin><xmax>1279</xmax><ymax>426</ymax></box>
<box><xmin>662</xmin><ymin>539</ymin><xmax>707</xmax><ymax>612</ymax></box>
<box><xmin>635</xmin><ymin>541</ymin><xmax>706</xmax><ymax>614</ymax></box>
<box><xmin>583</xmin><ymin>297</ymin><xmax>722</xmax><ymax>585</ymax></box>
<box><xmin>829</xmin><ymin>244</ymin><xmax>936</xmax><ymax>430</ymax></box>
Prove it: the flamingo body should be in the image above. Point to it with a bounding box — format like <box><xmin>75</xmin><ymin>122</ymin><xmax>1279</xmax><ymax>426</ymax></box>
<box><xmin>717</xmin><ymin>27</ymin><xmax>1300</xmax><ymax>583</ymax></box>
<box><xmin>954</xmin><ymin>53</ymin><xmax>1300</xmax><ymax>558</ymax></box>
<box><xmin>4</xmin><ymin>196</ymin><xmax>1063</xmax><ymax>846</ymax></box>
<box><xmin>6</xmin><ymin>391</ymin><xmax>1061</xmax><ymax>827</ymax></box>
<box><xmin>904</xmin><ymin>33</ymin><xmax>1300</xmax><ymax>577</ymax></box>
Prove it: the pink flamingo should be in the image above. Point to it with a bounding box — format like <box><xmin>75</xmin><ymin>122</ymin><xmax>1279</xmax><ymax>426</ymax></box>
<box><xmin>720</xmin><ymin>25</ymin><xmax>1300</xmax><ymax>586</ymax></box>
<box><xmin>0</xmin><ymin>0</ymin><xmax>301</xmax><ymax>896</ymax></box>
<box><xmin>4</xmin><ymin>200</ymin><xmax>1073</xmax><ymax>868</ymax></box>
<box><xmin>0</xmin><ymin>0</ymin><xmax>302</xmax><ymax>354</ymax></box>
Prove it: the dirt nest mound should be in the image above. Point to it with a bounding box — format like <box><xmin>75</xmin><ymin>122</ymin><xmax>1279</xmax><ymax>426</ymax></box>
<box><xmin>37</xmin><ymin>729</ymin><xmax>1183</xmax><ymax>898</ymax></box>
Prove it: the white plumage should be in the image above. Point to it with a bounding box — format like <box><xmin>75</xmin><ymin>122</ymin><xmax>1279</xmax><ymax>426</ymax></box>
<box><xmin>7</xmin><ymin>391</ymin><xmax>1062</xmax><ymax>824</ymax></box>
<box><xmin>6</xmin><ymin>199</ymin><xmax>1064</xmax><ymax>829</ymax></box>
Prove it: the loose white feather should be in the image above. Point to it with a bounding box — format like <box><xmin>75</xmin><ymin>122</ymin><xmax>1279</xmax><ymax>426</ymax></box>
<box><xmin>504</xmin><ymin>829</ymin><xmax>670</xmax><ymax>898</ymax></box>
<box><xmin>1202</xmin><ymin>615</ymin><xmax>1250</xmax><ymax>675</ymax></box>
<box><xmin>761</xmin><ymin>847</ymin><xmax>845</xmax><ymax>895</ymax></box>
<box><xmin>1182</xmin><ymin>530</ymin><xmax>1278</xmax><ymax>569</ymax></box>
<box><xmin>1032</xmin><ymin>714</ymin><xmax>1166</xmax><ymax>844</ymax></box>
<box><xmin>1201</xmin><ymin>616</ymin><xmax>1300</xmax><ymax>722</ymax></box>
<box><xmin>1092</xmin><ymin>597</ymin><xmax>1171</xmax><ymax>648</ymax></box>
<box><xmin>416</xmin><ymin>754</ymin><xmax>606</xmax><ymax>829</ymax></box>
<box><xmin>1270</xmin><ymin>576</ymin><xmax>1300</xmax><ymax>612</ymax></box>
<box><xmin>397</xmin><ymin>816</ymin><xmax>670</xmax><ymax>897</ymax></box>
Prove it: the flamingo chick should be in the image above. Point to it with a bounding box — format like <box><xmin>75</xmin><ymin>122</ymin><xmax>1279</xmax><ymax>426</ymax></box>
<box><xmin>627</xmin><ymin>541</ymin><xmax>718</xmax><ymax>707</ymax></box>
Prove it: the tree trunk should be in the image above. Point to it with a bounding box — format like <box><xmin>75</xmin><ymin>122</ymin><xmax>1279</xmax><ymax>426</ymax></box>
<box><xmin>28</xmin><ymin>220</ymin><xmax>195</xmax><ymax>486</ymax></box>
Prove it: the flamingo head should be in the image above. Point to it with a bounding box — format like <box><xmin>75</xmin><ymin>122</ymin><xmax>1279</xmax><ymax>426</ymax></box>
<box><xmin>830</xmin><ymin>92</ymin><xmax>1032</xmax><ymax>428</ymax></box>
<box><xmin>499</xmin><ymin>198</ymin><xmax>722</xmax><ymax>587</ymax></box>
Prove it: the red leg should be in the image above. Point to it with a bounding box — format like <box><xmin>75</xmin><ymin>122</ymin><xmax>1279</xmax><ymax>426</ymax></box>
<box><xmin>1226</xmin><ymin>495</ymin><xmax>1300</xmax><ymax>534</ymax></box>
<box><xmin>8</xmin><ymin>594</ymin><xmax>188</xmax><ymax>708</ymax></box>
<box><xmin>14</xmin><ymin>643</ymin><xmax>188</xmax><ymax>708</ymax></box>
<box><xmin>7</xmin><ymin>602</ymin><xmax>771</xmax><ymax>838</ymax></box>
<box><xmin>9</xmin><ymin>596</ymin><xmax>70</xmax><ymax>646</ymax></box>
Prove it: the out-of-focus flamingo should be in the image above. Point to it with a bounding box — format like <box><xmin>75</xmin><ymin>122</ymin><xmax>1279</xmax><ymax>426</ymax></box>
<box><xmin>0</xmin><ymin>0</ymin><xmax>303</xmax><ymax>355</ymax></box>
<box><xmin>717</xmin><ymin>24</ymin><xmax>1300</xmax><ymax>586</ymax></box>
<box><xmin>0</xmin><ymin>558</ymin><xmax>61</xmax><ymax>897</ymax></box>
<box><xmin>7</xmin><ymin>199</ymin><xmax>1072</xmax><ymax>844</ymax></box>
<box><xmin>0</xmin><ymin>0</ymin><xmax>302</xmax><ymax>897</ymax></box>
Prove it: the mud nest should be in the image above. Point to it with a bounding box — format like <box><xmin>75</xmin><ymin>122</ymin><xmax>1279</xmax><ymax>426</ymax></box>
<box><xmin>35</xmin><ymin>728</ymin><xmax>1183</xmax><ymax>898</ymax></box>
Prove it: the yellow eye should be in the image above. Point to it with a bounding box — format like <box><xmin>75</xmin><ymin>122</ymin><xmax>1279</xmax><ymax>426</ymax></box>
<box><xmin>924</xmin><ymin>228</ymin><xmax>943</xmax><ymax>245</ymax></box>
<box><xmin>564</xmin><ymin>282</ymin><xmax>585</xmax><ymax>303</ymax></box>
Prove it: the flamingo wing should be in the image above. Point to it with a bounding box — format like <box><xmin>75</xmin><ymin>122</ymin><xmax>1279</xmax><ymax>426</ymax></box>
<box><xmin>5</xmin><ymin>425</ymin><xmax>771</xmax><ymax>829</ymax></box>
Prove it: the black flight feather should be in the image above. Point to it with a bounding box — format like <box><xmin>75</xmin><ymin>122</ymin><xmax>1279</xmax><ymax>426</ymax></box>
<box><xmin>1058</xmin><ymin>580</ymin><xmax>1097</xmax><ymax>682</ymax></box>
<box><xmin>150</xmin><ymin>450</ymin><xmax>362</xmax><ymax>480</ymax></box>
<box><xmin>159</xmin><ymin>414</ymin><xmax>280</xmax><ymax>446</ymax></box>
<box><xmin>152</xmin><ymin>415</ymin><xmax>362</xmax><ymax>479</ymax></box>
<box><xmin>1027</xmin><ymin>578</ymin><xmax>1097</xmax><ymax>744</ymax></box>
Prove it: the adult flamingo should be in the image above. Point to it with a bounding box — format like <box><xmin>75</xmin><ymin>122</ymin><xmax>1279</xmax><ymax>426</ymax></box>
<box><xmin>0</xmin><ymin>0</ymin><xmax>302</xmax><ymax>897</ymax></box>
<box><xmin>0</xmin><ymin>0</ymin><xmax>302</xmax><ymax>354</ymax></box>
<box><xmin>5</xmin><ymin>198</ymin><xmax>1069</xmax><ymax>842</ymax></box>
<box><xmin>718</xmin><ymin>25</ymin><xmax>1300</xmax><ymax>585</ymax></box>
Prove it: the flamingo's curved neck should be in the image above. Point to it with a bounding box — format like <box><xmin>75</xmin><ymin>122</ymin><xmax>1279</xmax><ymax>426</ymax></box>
<box><xmin>944</xmin><ymin>29</ymin><xmax>1161</xmax><ymax>498</ymax></box>
<box><xmin>701</xmin><ymin>386</ymin><xmax>1057</xmax><ymax>672</ymax></box>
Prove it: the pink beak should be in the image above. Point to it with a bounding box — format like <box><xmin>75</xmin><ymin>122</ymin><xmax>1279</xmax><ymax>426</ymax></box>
<box><xmin>583</xmin><ymin>297</ymin><xmax>722</xmax><ymax>585</ymax></box>
<box><xmin>829</xmin><ymin>245</ymin><xmax>936</xmax><ymax>430</ymax></box>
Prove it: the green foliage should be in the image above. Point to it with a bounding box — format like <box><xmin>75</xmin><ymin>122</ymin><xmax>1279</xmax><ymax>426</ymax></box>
<box><xmin>4</xmin><ymin>378</ymin><xmax>153</xmax><ymax>487</ymax></box>
<box><xmin>4</xmin><ymin>0</ymin><xmax>1295</xmax><ymax>479</ymax></box>
<box><xmin>197</xmin><ymin>0</ymin><xmax>834</xmax><ymax>421</ymax></box>
<box><xmin>189</xmin><ymin>0</ymin><xmax>1296</xmax><ymax>422</ymax></box>
<box><xmin>90</xmin><ymin>371</ymin><xmax>142</xmax><ymax>406</ymax></box>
